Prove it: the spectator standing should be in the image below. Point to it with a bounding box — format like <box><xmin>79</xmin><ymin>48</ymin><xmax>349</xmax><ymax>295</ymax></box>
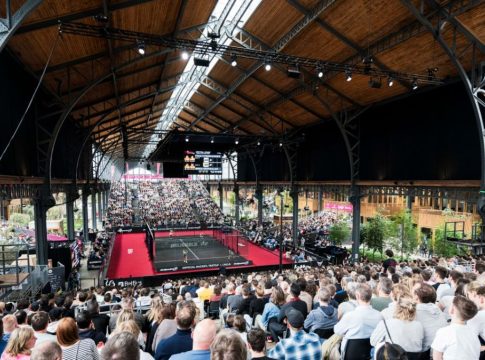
<box><xmin>267</xmin><ymin>309</ymin><xmax>321</xmax><ymax>360</ymax></box>
<box><xmin>382</xmin><ymin>250</ymin><xmax>397</xmax><ymax>274</ymax></box>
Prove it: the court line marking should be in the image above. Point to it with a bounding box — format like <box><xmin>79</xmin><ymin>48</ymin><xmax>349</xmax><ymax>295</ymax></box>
<box><xmin>179</xmin><ymin>238</ymin><xmax>200</xmax><ymax>259</ymax></box>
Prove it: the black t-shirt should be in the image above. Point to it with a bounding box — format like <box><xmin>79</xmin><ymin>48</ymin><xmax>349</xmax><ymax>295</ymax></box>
<box><xmin>383</xmin><ymin>258</ymin><xmax>397</xmax><ymax>272</ymax></box>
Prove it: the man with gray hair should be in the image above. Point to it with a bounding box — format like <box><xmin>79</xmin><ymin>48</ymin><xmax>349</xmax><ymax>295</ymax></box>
<box><xmin>334</xmin><ymin>283</ymin><xmax>382</xmax><ymax>355</ymax></box>
<box><xmin>371</xmin><ymin>277</ymin><xmax>393</xmax><ymax>311</ymax></box>
<box><xmin>31</xmin><ymin>341</ymin><xmax>62</xmax><ymax>360</ymax></box>
<box><xmin>101</xmin><ymin>332</ymin><xmax>140</xmax><ymax>360</ymax></box>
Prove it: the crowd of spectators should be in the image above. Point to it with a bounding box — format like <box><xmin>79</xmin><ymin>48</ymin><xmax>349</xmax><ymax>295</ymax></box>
<box><xmin>106</xmin><ymin>180</ymin><xmax>224</xmax><ymax>229</ymax></box>
<box><xmin>0</xmin><ymin>254</ymin><xmax>483</xmax><ymax>359</ymax></box>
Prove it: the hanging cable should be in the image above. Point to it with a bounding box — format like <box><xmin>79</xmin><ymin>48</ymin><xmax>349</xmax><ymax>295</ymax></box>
<box><xmin>0</xmin><ymin>33</ymin><xmax>61</xmax><ymax>162</ymax></box>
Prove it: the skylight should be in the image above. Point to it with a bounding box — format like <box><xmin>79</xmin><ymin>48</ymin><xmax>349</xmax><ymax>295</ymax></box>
<box><xmin>142</xmin><ymin>0</ymin><xmax>262</xmax><ymax>158</ymax></box>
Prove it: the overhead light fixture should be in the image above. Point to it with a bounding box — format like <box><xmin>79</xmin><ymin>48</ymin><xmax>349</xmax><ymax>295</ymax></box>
<box><xmin>317</xmin><ymin>68</ymin><xmax>324</xmax><ymax>78</ymax></box>
<box><xmin>362</xmin><ymin>55</ymin><xmax>373</xmax><ymax>74</ymax></box>
<box><xmin>412</xmin><ymin>78</ymin><xmax>418</xmax><ymax>90</ymax></box>
<box><xmin>264</xmin><ymin>62</ymin><xmax>271</xmax><ymax>71</ymax></box>
<box><xmin>194</xmin><ymin>58</ymin><xmax>210</xmax><ymax>67</ymax></box>
<box><xmin>93</xmin><ymin>14</ymin><xmax>109</xmax><ymax>23</ymax></box>
<box><xmin>137</xmin><ymin>41</ymin><xmax>145</xmax><ymax>55</ymax></box>
<box><xmin>231</xmin><ymin>54</ymin><xmax>237</xmax><ymax>67</ymax></box>
<box><xmin>387</xmin><ymin>76</ymin><xmax>394</xmax><ymax>87</ymax></box>
<box><xmin>235</xmin><ymin>138</ymin><xmax>239</xmax><ymax>145</ymax></box>
<box><xmin>210</xmin><ymin>137</ymin><xmax>214</xmax><ymax>144</ymax></box>
<box><xmin>287</xmin><ymin>65</ymin><xmax>301</xmax><ymax>79</ymax></box>
<box><xmin>368</xmin><ymin>77</ymin><xmax>382</xmax><ymax>89</ymax></box>
<box><xmin>181</xmin><ymin>51</ymin><xmax>189</xmax><ymax>60</ymax></box>
<box><xmin>185</xmin><ymin>136</ymin><xmax>189</xmax><ymax>142</ymax></box>
<box><xmin>257</xmin><ymin>140</ymin><xmax>261</xmax><ymax>146</ymax></box>
<box><xmin>345</xmin><ymin>69</ymin><xmax>352</xmax><ymax>82</ymax></box>
<box><xmin>279</xmin><ymin>140</ymin><xmax>283</xmax><ymax>147</ymax></box>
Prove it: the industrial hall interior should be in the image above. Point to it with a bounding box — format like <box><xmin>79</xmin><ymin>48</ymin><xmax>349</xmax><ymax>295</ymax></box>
<box><xmin>1</xmin><ymin>1</ymin><xmax>485</xmax><ymax>360</ymax></box>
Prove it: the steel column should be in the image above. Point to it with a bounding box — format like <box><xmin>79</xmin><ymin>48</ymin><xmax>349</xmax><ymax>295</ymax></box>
<box><xmin>66</xmin><ymin>201</ymin><xmax>75</xmax><ymax>240</ymax></box>
<box><xmin>350</xmin><ymin>185</ymin><xmax>361</xmax><ymax>262</ymax></box>
<box><xmin>91</xmin><ymin>192</ymin><xmax>97</xmax><ymax>230</ymax></box>
<box><xmin>291</xmin><ymin>186</ymin><xmax>299</xmax><ymax>246</ymax></box>
<box><xmin>33</xmin><ymin>185</ymin><xmax>55</xmax><ymax>266</ymax></box>
<box><xmin>318</xmin><ymin>187</ymin><xmax>323</xmax><ymax>212</ymax></box>
<box><xmin>218</xmin><ymin>182</ymin><xmax>223</xmax><ymax>213</ymax></box>
<box><xmin>82</xmin><ymin>187</ymin><xmax>89</xmax><ymax>242</ymax></box>
<box><xmin>97</xmin><ymin>189</ymin><xmax>103</xmax><ymax>223</ymax></box>
<box><xmin>256</xmin><ymin>186</ymin><xmax>263</xmax><ymax>226</ymax></box>
<box><xmin>234</xmin><ymin>184</ymin><xmax>240</xmax><ymax>226</ymax></box>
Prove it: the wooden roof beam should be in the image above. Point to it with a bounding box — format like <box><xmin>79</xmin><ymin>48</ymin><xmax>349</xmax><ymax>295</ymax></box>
<box><xmin>186</xmin><ymin>0</ymin><xmax>335</xmax><ymax>131</ymax></box>
<box><xmin>16</xmin><ymin>0</ymin><xmax>159</xmax><ymax>34</ymax></box>
<box><xmin>287</xmin><ymin>0</ymin><xmax>412</xmax><ymax>89</ymax></box>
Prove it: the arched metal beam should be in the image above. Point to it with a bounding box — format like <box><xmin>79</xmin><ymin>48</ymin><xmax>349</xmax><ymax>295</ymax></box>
<box><xmin>0</xmin><ymin>0</ymin><xmax>43</xmax><ymax>53</ymax></box>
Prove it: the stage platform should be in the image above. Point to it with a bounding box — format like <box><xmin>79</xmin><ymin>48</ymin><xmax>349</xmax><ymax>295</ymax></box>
<box><xmin>104</xmin><ymin>229</ymin><xmax>293</xmax><ymax>286</ymax></box>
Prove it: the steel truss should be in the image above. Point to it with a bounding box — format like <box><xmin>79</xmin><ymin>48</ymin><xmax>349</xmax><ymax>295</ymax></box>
<box><xmin>399</xmin><ymin>0</ymin><xmax>485</xmax><ymax>240</ymax></box>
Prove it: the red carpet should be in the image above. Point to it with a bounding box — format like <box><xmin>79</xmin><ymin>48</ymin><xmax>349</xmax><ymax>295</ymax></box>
<box><xmin>106</xmin><ymin>230</ymin><xmax>292</xmax><ymax>280</ymax></box>
<box><xmin>106</xmin><ymin>233</ymin><xmax>155</xmax><ymax>278</ymax></box>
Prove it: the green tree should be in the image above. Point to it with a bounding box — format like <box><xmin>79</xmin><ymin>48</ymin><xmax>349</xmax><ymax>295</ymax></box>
<box><xmin>329</xmin><ymin>220</ymin><xmax>351</xmax><ymax>245</ymax></box>
<box><xmin>363</xmin><ymin>213</ymin><xmax>391</xmax><ymax>259</ymax></box>
<box><xmin>389</xmin><ymin>210</ymin><xmax>418</xmax><ymax>259</ymax></box>
<box><xmin>9</xmin><ymin>213</ymin><xmax>30</xmax><ymax>227</ymax></box>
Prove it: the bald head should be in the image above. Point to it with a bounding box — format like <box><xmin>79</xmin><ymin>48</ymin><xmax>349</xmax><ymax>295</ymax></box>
<box><xmin>192</xmin><ymin>319</ymin><xmax>217</xmax><ymax>350</ymax></box>
<box><xmin>31</xmin><ymin>341</ymin><xmax>62</xmax><ymax>360</ymax></box>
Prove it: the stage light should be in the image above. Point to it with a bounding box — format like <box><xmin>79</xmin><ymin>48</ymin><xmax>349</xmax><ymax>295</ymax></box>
<box><xmin>318</xmin><ymin>69</ymin><xmax>324</xmax><ymax>78</ymax></box>
<box><xmin>368</xmin><ymin>77</ymin><xmax>382</xmax><ymax>89</ymax></box>
<box><xmin>137</xmin><ymin>42</ymin><xmax>145</xmax><ymax>55</ymax></box>
<box><xmin>264</xmin><ymin>63</ymin><xmax>271</xmax><ymax>71</ymax></box>
<box><xmin>235</xmin><ymin>138</ymin><xmax>239</xmax><ymax>145</ymax></box>
<box><xmin>210</xmin><ymin>137</ymin><xmax>214</xmax><ymax>144</ymax></box>
<box><xmin>387</xmin><ymin>76</ymin><xmax>394</xmax><ymax>87</ymax></box>
<box><xmin>185</xmin><ymin>136</ymin><xmax>189</xmax><ymax>142</ymax></box>
<box><xmin>287</xmin><ymin>65</ymin><xmax>301</xmax><ymax>79</ymax></box>
<box><xmin>194</xmin><ymin>58</ymin><xmax>210</xmax><ymax>67</ymax></box>
<box><xmin>257</xmin><ymin>140</ymin><xmax>261</xmax><ymax>146</ymax></box>
<box><xmin>231</xmin><ymin>54</ymin><xmax>237</xmax><ymax>67</ymax></box>
<box><xmin>279</xmin><ymin>141</ymin><xmax>283</xmax><ymax>147</ymax></box>
<box><xmin>345</xmin><ymin>69</ymin><xmax>352</xmax><ymax>82</ymax></box>
<box><xmin>181</xmin><ymin>51</ymin><xmax>189</xmax><ymax>60</ymax></box>
<box><xmin>412</xmin><ymin>78</ymin><xmax>418</xmax><ymax>90</ymax></box>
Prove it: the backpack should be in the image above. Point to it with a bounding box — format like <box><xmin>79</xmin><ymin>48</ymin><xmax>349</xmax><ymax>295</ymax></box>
<box><xmin>375</xmin><ymin>320</ymin><xmax>408</xmax><ymax>360</ymax></box>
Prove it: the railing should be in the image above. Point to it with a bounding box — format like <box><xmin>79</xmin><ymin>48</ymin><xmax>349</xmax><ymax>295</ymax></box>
<box><xmin>98</xmin><ymin>232</ymin><xmax>116</xmax><ymax>286</ymax></box>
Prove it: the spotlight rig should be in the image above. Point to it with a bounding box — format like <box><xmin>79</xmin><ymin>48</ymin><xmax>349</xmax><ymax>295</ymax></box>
<box><xmin>59</xmin><ymin>22</ymin><xmax>445</xmax><ymax>87</ymax></box>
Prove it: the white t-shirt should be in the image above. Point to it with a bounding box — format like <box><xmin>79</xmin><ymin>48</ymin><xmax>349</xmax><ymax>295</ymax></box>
<box><xmin>467</xmin><ymin>309</ymin><xmax>485</xmax><ymax>340</ymax></box>
<box><xmin>431</xmin><ymin>323</ymin><xmax>480</xmax><ymax>360</ymax></box>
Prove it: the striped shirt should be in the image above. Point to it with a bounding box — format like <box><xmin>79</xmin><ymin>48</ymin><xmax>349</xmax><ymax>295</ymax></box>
<box><xmin>61</xmin><ymin>339</ymin><xmax>99</xmax><ymax>360</ymax></box>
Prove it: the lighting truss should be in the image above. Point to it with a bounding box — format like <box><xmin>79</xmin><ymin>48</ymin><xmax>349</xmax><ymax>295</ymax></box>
<box><xmin>59</xmin><ymin>21</ymin><xmax>444</xmax><ymax>86</ymax></box>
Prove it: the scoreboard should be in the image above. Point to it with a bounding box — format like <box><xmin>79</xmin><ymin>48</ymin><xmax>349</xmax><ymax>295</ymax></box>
<box><xmin>183</xmin><ymin>151</ymin><xmax>222</xmax><ymax>174</ymax></box>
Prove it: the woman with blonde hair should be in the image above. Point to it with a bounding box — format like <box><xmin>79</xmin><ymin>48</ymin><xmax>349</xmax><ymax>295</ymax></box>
<box><xmin>0</xmin><ymin>327</ymin><xmax>36</xmax><ymax>360</ymax></box>
<box><xmin>56</xmin><ymin>317</ymin><xmax>98</xmax><ymax>360</ymax></box>
<box><xmin>371</xmin><ymin>298</ymin><xmax>424</xmax><ymax>355</ymax></box>
<box><xmin>258</xmin><ymin>286</ymin><xmax>285</xmax><ymax>331</ymax></box>
<box><xmin>145</xmin><ymin>297</ymin><xmax>164</xmax><ymax>355</ymax></box>
<box><xmin>381</xmin><ymin>283</ymin><xmax>412</xmax><ymax>319</ymax></box>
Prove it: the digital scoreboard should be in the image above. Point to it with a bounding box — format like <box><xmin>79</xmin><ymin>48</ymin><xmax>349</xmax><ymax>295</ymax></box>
<box><xmin>183</xmin><ymin>151</ymin><xmax>222</xmax><ymax>174</ymax></box>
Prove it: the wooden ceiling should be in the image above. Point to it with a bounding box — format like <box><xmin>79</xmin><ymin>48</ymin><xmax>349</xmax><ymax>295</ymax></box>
<box><xmin>4</xmin><ymin>0</ymin><xmax>485</xmax><ymax>159</ymax></box>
